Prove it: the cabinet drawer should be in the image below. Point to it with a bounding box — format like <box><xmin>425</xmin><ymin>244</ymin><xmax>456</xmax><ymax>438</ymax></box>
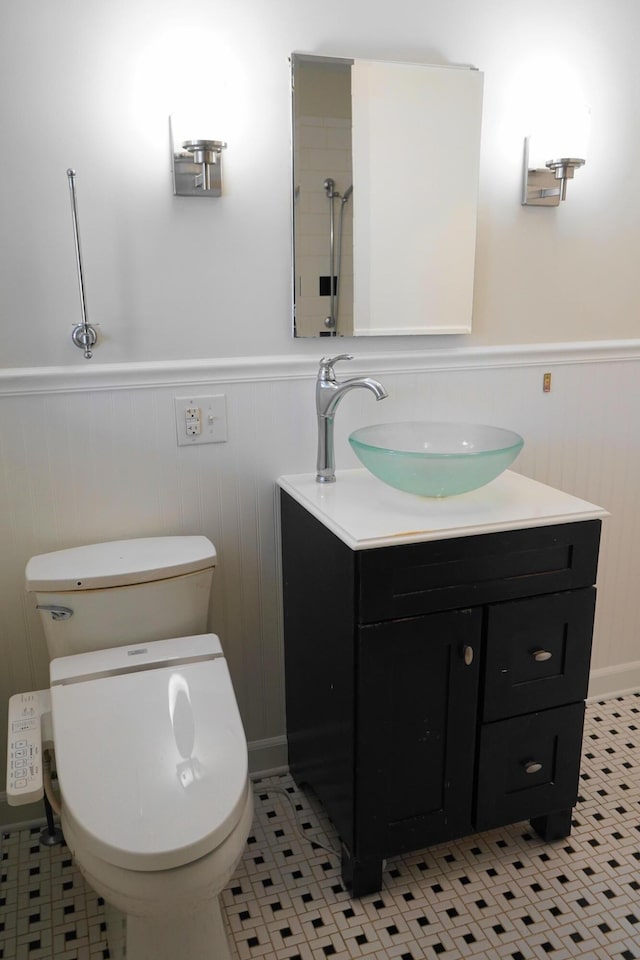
<box><xmin>357</xmin><ymin>521</ymin><xmax>601</xmax><ymax>623</ymax></box>
<box><xmin>475</xmin><ymin>703</ymin><xmax>585</xmax><ymax>831</ymax></box>
<box><xmin>482</xmin><ymin>589</ymin><xmax>595</xmax><ymax>721</ymax></box>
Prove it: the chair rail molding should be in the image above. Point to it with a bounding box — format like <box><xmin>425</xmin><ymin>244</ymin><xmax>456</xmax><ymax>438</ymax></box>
<box><xmin>1</xmin><ymin>340</ymin><xmax>640</xmax><ymax>396</ymax></box>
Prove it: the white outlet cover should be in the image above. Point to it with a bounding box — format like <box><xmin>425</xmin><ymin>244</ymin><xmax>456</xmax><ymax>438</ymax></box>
<box><xmin>175</xmin><ymin>394</ymin><xmax>228</xmax><ymax>446</ymax></box>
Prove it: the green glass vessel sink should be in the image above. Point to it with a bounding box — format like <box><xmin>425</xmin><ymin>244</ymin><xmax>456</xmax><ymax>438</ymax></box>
<box><xmin>348</xmin><ymin>421</ymin><xmax>524</xmax><ymax>498</ymax></box>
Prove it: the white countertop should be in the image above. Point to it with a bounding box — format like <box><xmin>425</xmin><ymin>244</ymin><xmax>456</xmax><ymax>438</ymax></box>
<box><xmin>277</xmin><ymin>469</ymin><xmax>609</xmax><ymax>550</ymax></box>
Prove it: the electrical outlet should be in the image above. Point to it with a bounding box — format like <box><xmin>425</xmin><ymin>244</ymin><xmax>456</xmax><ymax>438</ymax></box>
<box><xmin>175</xmin><ymin>395</ymin><xmax>228</xmax><ymax>446</ymax></box>
<box><xmin>185</xmin><ymin>406</ymin><xmax>201</xmax><ymax>436</ymax></box>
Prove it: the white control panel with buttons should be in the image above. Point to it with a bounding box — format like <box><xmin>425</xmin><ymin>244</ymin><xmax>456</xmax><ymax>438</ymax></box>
<box><xmin>6</xmin><ymin>689</ymin><xmax>51</xmax><ymax>805</ymax></box>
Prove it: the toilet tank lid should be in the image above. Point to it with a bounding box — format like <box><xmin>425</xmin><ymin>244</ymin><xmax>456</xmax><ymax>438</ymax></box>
<box><xmin>25</xmin><ymin>536</ymin><xmax>217</xmax><ymax>591</ymax></box>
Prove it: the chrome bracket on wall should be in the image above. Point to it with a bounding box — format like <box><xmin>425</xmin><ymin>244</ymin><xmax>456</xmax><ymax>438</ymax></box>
<box><xmin>522</xmin><ymin>138</ymin><xmax>562</xmax><ymax>206</ymax></box>
<box><xmin>170</xmin><ymin>118</ymin><xmax>227</xmax><ymax>198</ymax></box>
<box><xmin>521</xmin><ymin>137</ymin><xmax>585</xmax><ymax>207</ymax></box>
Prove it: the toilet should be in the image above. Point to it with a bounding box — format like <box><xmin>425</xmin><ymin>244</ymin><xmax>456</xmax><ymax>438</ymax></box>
<box><xmin>24</xmin><ymin>536</ymin><xmax>252</xmax><ymax>960</ymax></box>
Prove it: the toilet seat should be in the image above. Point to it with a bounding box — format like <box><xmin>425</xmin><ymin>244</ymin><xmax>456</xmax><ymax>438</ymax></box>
<box><xmin>50</xmin><ymin>634</ymin><xmax>248</xmax><ymax>872</ymax></box>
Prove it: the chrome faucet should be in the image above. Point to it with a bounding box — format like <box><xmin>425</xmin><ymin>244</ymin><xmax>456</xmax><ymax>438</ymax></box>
<box><xmin>316</xmin><ymin>354</ymin><xmax>388</xmax><ymax>483</ymax></box>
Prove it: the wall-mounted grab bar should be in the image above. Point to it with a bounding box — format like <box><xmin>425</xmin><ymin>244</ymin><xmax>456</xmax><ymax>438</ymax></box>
<box><xmin>66</xmin><ymin>169</ymin><xmax>98</xmax><ymax>360</ymax></box>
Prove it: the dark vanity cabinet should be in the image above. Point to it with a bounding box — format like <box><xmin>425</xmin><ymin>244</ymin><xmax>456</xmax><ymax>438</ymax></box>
<box><xmin>281</xmin><ymin>490</ymin><xmax>601</xmax><ymax>896</ymax></box>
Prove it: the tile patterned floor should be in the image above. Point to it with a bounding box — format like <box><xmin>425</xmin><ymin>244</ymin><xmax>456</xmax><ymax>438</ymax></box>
<box><xmin>2</xmin><ymin>695</ymin><xmax>640</xmax><ymax>960</ymax></box>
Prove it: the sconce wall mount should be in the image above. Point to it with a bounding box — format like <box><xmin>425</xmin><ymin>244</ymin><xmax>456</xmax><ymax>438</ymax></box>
<box><xmin>522</xmin><ymin>137</ymin><xmax>585</xmax><ymax>207</ymax></box>
<box><xmin>170</xmin><ymin>118</ymin><xmax>227</xmax><ymax>198</ymax></box>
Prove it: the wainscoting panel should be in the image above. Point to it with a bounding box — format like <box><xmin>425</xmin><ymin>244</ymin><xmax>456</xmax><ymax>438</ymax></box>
<box><xmin>1</xmin><ymin>343</ymin><xmax>639</xmax><ymax>798</ymax></box>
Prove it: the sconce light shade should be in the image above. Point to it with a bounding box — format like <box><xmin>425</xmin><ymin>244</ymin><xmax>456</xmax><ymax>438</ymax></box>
<box><xmin>522</xmin><ymin>137</ymin><xmax>585</xmax><ymax>206</ymax></box>
<box><xmin>170</xmin><ymin>118</ymin><xmax>227</xmax><ymax>197</ymax></box>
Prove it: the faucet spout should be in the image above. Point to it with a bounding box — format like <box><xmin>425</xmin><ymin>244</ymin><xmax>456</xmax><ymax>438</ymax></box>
<box><xmin>315</xmin><ymin>357</ymin><xmax>388</xmax><ymax>483</ymax></box>
<box><xmin>321</xmin><ymin>377</ymin><xmax>388</xmax><ymax>419</ymax></box>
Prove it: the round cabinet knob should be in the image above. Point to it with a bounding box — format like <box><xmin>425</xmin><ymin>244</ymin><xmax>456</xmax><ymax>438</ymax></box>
<box><xmin>532</xmin><ymin>649</ymin><xmax>553</xmax><ymax>662</ymax></box>
<box><xmin>524</xmin><ymin>761</ymin><xmax>543</xmax><ymax>775</ymax></box>
<box><xmin>463</xmin><ymin>645</ymin><xmax>474</xmax><ymax>666</ymax></box>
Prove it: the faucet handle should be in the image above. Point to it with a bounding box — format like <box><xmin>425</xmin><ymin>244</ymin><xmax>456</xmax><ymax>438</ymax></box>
<box><xmin>318</xmin><ymin>354</ymin><xmax>354</xmax><ymax>380</ymax></box>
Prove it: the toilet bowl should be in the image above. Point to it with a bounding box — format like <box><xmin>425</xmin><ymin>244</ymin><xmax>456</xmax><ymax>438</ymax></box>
<box><xmin>21</xmin><ymin>537</ymin><xmax>251</xmax><ymax>960</ymax></box>
<box><xmin>62</xmin><ymin>783</ymin><xmax>254</xmax><ymax>960</ymax></box>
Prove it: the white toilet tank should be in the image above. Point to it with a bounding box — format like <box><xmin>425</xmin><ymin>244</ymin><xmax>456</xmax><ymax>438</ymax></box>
<box><xmin>26</xmin><ymin>537</ymin><xmax>217</xmax><ymax>660</ymax></box>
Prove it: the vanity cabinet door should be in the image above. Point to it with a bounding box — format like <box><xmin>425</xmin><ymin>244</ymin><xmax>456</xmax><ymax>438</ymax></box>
<box><xmin>355</xmin><ymin>607</ymin><xmax>482</xmax><ymax>859</ymax></box>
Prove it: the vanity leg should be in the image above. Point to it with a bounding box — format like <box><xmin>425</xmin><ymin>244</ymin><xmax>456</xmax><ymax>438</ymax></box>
<box><xmin>530</xmin><ymin>808</ymin><xmax>573</xmax><ymax>842</ymax></box>
<box><xmin>341</xmin><ymin>846</ymin><xmax>383</xmax><ymax>897</ymax></box>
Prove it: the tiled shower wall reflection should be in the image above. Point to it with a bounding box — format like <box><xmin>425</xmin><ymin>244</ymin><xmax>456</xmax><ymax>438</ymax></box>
<box><xmin>294</xmin><ymin>114</ymin><xmax>354</xmax><ymax>337</ymax></box>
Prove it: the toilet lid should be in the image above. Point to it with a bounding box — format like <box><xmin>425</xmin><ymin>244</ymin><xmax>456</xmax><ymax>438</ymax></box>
<box><xmin>50</xmin><ymin>634</ymin><xmax>249</xmax><ymax>872</ymax></box>
<box><xmin>26</xmin><ymin>536</ymin><xmax>216</xmax><ymax>592</ymax></box>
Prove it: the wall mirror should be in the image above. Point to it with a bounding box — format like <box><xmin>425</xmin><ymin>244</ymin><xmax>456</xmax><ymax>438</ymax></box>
<box><xmin>291</xmin><ymin>53</ymin><xmax>484</xmax><ymax>338</ymax></box>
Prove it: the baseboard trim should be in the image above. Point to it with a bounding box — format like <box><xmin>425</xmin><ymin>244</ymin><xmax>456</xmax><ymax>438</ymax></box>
<box><xmin>0</xmin><ymin>793</ymin><xmax>49</xmax><ymax>832</ymax></box>
<box><xmin>247</xmin><ymin>734</ymin><xmax>288</xmax><ymax>777</ymax></box>
<box><xmin>588</xmin><ymin>662</ymin><xmax>640</xmax><ymax>702</ymax></box>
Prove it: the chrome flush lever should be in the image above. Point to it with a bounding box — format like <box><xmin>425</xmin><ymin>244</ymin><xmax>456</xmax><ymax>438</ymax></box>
<box><xmin>36</xmin><ymin>604</ymin><xmax>74</xmax><ymax>621</ymax></box>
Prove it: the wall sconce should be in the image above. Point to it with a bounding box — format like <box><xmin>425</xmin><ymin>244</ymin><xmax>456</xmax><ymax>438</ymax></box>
<box><xmin>521</xmin><ymin>136</ymin><xmax>585</xmax><ymax>207</ymax></box>
<box><xmin>170</xmin><ymin>117</ymin><xmax>227</xmax><ymax>198</ymax></box>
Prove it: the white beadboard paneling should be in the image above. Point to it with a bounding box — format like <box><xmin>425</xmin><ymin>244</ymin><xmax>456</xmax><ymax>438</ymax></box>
<box><xmin>1</xmin><ymin>341</ymin><xmax>640</xmax><ymax>800</ymax></box>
